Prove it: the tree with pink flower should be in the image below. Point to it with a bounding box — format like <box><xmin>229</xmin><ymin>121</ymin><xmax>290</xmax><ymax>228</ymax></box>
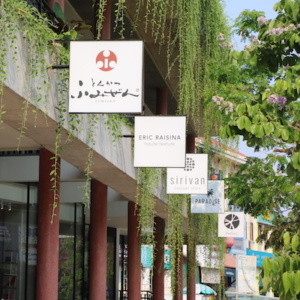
<box><xmin>214</xmin><ymin>1</ymin><xmax>300</xmax><ymax>299</ymax></box>
<box><xmin>216</xmin><ymin>0</ymin><xmax>300</xmax><ymax>181</ymax></box>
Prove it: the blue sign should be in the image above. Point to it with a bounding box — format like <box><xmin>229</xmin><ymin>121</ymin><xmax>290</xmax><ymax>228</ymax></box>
<box><xmin>246</xmin><ymin>249</ymin><xmax>275</xmax><ymax>267</ymax></box>
<box><xmin>141</xmin><ymin>246</ymin><xmax>172</xmax><ymax>269</ymax></box>
<box><xmin>141</xmin><ymin>246</ymin><xmax>153</xmax><ymax>268</ymax></box>
<box><xmin>257</xmin><ymin>212</ymin><xmax>274</xmax><ymax>225</ymax></box>
<box><xmin>225</xmin><ymin>268</ymin><xmax>236</xmax><ymax>277</ymax></box>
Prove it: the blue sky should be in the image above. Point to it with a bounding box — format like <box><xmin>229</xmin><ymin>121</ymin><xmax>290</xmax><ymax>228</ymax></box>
<box><xmin>223</xmin><ymin>0</ymin><xmax>278</xmax><ymax>157</ymax></box>
<box><xmin>224</xmin><ymin>0</ymin><xmax>278</xmax><ymax>22</ymax></box>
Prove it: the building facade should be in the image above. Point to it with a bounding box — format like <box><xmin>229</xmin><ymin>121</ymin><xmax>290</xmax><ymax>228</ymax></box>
<box><xmin>0</xmin><ymin>0</ymin><xmax>253</xmax><ymax>300</ymax></box>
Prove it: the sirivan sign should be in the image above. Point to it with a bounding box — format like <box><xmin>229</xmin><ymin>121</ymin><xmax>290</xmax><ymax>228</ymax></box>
<box><xmin>166</xmin><ymin>154</ymin><xmax>208</xmax><ymax>194</ymax></box>
<box><xmin>69</xmin><ymin>40</ymin><xmax>143</xmax><ymax>113</ymax></box>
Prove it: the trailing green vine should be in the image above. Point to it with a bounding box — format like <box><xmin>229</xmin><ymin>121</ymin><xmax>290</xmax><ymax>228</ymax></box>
<box><xmin>81</xmin><ymin>114</ymin><xmax>100</xmax><ymax>207</ymax></box>
<box><xmin>166</xmin><ymin>194</ymin><xmax>186</xmax><ymax>294</ymax></box>
<box><xmin>104</xmin><ymin>114</ymin><xmax>132</xmax><ymax>143</ymax></box>
<box><xmin>114</xmin><ymin>0</ymin><xmax>126</xmax><ymax>39</ymax></box>
<box><xmin>136</xmin><ymin>167</ymin><xmax>160</xmax><ymax>246</ymax></box>
<box><xmin>93</xmin><ymin>0</ymin><xmax>107</xmax><ymax>40</ymax></box>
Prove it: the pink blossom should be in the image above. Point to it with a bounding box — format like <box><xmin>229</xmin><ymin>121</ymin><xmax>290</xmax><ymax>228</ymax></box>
<box><xmin>268</xmin><ymin>94</ymin><xmax>277</xmax><ymax>102</ymax></box>
<box><xmin>212</xmin><ymin>96</ymin><xmax>234</xmax><ymax>113</ymax></box>
<box><xmin>257</xmin><ymin>16</ymin><xmax>269</xmax><ymax>25</ymax></box>
<box><xmin>219</xmin><ymin>42</ymin><xmax>233</xmax><ymax>49</ymax></box>
<box><xmin>267</xmin><ymin>94</ymin><xmax>287</xmax><ymax>110</ymax></box>
<box><xmin>217</xmin><ymin>33</ymin><xmax>225</xmax><ymax>40</ymax></box>
<box><xmin>267</xmin><ymin>24</ymin><xmax>299</xmax><ymax>36</ymax></box>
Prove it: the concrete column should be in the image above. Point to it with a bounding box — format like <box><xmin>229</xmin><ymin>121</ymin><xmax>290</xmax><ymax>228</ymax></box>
<box><xmin>127</xmin><ymin>201</ymin><xmax>141</xmax><ymax>300</ymax></box>
<box><xmin>36</xmin><ymin>148</ymin><xmax>60</xmax><ymax>300</ymax></box>
<box><xmin>156</xmin><ymin>88</ymin><xmax>168</xmax><ymax>116</ymax></box>
<box><xmin>187</xmin><ymin>239</ymin><xmax>196</xmax><ymax>300</ymax></box>
<box><xmin>89</xmin><ymin>0</ymin><xmax>111</xmax><ymax>296</ymax></box>
<box><xmin>153</xmin><ymin>216</ymin><xmax>165</xmax><ymax>300</ymax></box>
<box><xmin>154</xmin><ymin>88</ymin><xmax>168</xmax><ymax>299</ymax></box>
<box><xmin>186</xmin><ymin>135</ymin><xmax>196</xmax><ymax>153</ymax></box>
<box><xmin>89</xmin><ymin>179</ymin><xmax>108</xmax><ymax>300</ymax></box>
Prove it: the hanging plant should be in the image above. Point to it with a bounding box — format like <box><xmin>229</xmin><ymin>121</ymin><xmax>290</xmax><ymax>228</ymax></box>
<box><xmin>81</xmin><ymin>114</ymin><xmax>100</xmax><ymax>207</ymax></box>
<box><xmin>104</xmin><ymin>114</ymin><xmax>133</xmax><ymax>143</ymax></box>
<box><xmin>114</xmin><ymin>0</ymin><xmax>127</xmax><ymax>39</ymax></box>
<box><xmin>136</xmin><ymin>167</ymin><xmax>160</xmax><ymax>246</ymax></box>
<box><xmin>93</xmin><ymin>0</ymin><xmax>107</xmax><ymax>40</ymax></box>
<box><xmin>166</xmin><ymin>194</ymin><xmax>186</xmax><ymax>294</ymax></box>
<box><xmin>0</xmin><ymin>0</ymin><xmax>57</xmax><ymax>133</ymax></box>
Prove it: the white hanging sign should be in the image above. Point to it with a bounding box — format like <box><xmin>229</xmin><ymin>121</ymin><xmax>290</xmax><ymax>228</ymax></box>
<box><xmin>218</xmin><ymin>212</ymin><xmax>245</xmax><ymax>238</ymax></box>
<box><xmin>134</xmin><ymin>116</ymin><xmax>186</xmax><ymax>167</ymax></box>
<box><xmin>166</xmin><ymin>154</ymin><xmax>208</xmax><ymax>194</ymax></box>
<box><xmin>236</xmin><ymin>255</ymin><xmax>258</xmax><ymax>294</ymax></box>
<box><xmin>191</xmin><ymin>180</ymin><xmax>225</xmax><ymax>213</ymax></box>
<box><xmin>69</xmin><ymin>40</ymin><xmax>143</xmax><ymax>113</ymax></box>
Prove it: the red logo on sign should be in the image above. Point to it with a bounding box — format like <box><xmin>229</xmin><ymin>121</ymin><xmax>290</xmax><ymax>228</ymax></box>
<box><xmin>96</xmin><ymin>50</ymin><xmax>117</xmax><ymax>71</ymax></box>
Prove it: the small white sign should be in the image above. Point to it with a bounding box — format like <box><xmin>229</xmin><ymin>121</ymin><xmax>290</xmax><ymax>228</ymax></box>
<box><xmin>69</xmin><ymin>40</ymin><xmax>143</xmax><ymax>113</ymax></box>
<box><xmin>218</xmin><ymin>212</ymin><xmax>245</xmax><ymax>238</ymax></box>
<box><xmin>134</xmin><ymin>116</ymin><xmax>186</xmax><ymax>167</ymax></box>
<box><xmin>166</xmin><ymin>154</ymin><xmax>208</xmax><ymax>194</ymax></box>
<box><xmin>201</xmin><ymin>268</ymin><xmax>221</xmax><ymax>284</ymax></box>
<box><xmin>191</xmin><ymin>180</ymin><xmax>225</xmax><ymax>213</ymax></box>
<box><xmin>237</xmin><ymin>255</ymin><xmax>258</xmax><ymax>294</ymax></box>
<box><xmin>196</xmin><ymin>245</ymin><xmax>221</xmax><ymax>269</ymax></box>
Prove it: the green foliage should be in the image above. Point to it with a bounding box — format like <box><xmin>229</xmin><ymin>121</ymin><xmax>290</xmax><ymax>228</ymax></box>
<box><xmin>132</xmin><ymin>0</ymin><xmax>232</xmax><ymax>136</ymax></box>
<box><xmin>136</xmin><ymin>167</ymin><xmax>160</xmax><ymax>245</ymax></box>
<box><xmin>261</xmin><ymin>231</ymin><xmax>300</xmax><ymax>300</ymax></box>
<box><xmin>104</xmin><ymin>114</ymin><xmax>132</xmax><ymax>142</ymax></box>
<box><xmin>166</xmin><ymin>194</ymin><xmax>186</xmax><ymax>294</ymax></box>
<box><xmin>226</xmin><ymin>153</ymin><xmax>300</xmax><ymax>298</ymax></box>
<box><xmin>226</xmin><ymin>154</ymin><xmax>300</xmax><ymax>217</ymax></box>
<box><xmin>58</xmin><ymin>237</ymin><xmax>83</xmax><ymax>299</ymax></box>
<box><xmin>257</xmin><ymin>211</ymin><xmax>300</xmax><ymax>252</ymax></box>
<box><xmin>233</xmin><ymin>10</ymin><xmax>266</xmax><ymax>41</ymax></box>
<box><xmin>214</xmin><ymin>0</ymin><xmax>300</xmax><ymax>181</ymax></box>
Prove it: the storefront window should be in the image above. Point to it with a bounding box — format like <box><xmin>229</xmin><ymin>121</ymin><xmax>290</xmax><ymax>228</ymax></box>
<box><xmin>107</xmin><ymin>228</ymin><xmax>116</xmax><ymax>300</ymax></box>
<box><xmin>119</xmin><ymin>235</ymin><xmax>128</xmax><ymax>299</ymax></box>
<box><xmin>0</xmin><ymin>182</ymin><xmax>38</xmax><ymax>300</ymax></box>
<box><xmin>58</xmin><ymin>203</ymin><xmax>86</xmax><ymax>300</ymax></box>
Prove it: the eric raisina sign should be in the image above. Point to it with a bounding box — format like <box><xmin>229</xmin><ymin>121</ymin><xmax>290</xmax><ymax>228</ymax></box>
<box><xmin>69</xmin><ymin>40</ymin><xmax>143</xmax><ymax>113</ymax></box>
<box><xmin>134</xmin><ymin>116</ymin><xmax>186</xmax><ymax>167</ymax></box>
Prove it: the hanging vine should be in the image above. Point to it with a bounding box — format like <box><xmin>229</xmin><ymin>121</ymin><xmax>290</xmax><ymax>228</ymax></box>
<box><xmin>166</xmin><ymin>194</ymin><xmax>186</xmax><ymax>294</ymax></box>
<box><xmin>0</xmin><ymin>0</ymin><xmax>56</xmax><ymax>131</ymax></box>
<box><xmin>81</xmin><ymin>114</ymin><xmax>100</xmax><ymax>207</ymax></box>
<box><xmin>136</xmin><ymin>167</ymin><xmax>160</xmax><ymax>246</ymax></box>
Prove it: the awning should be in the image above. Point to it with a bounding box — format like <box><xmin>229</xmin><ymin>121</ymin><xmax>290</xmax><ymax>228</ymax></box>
<box><xmin>225</xmin><ymin>253</ymin><xmax>236</xmax><ymax>268</ymax></box>
<box><xmin>183</xmin><ymin>284</ymin><xmax>217</xmax><ymax>295</ymax></box>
